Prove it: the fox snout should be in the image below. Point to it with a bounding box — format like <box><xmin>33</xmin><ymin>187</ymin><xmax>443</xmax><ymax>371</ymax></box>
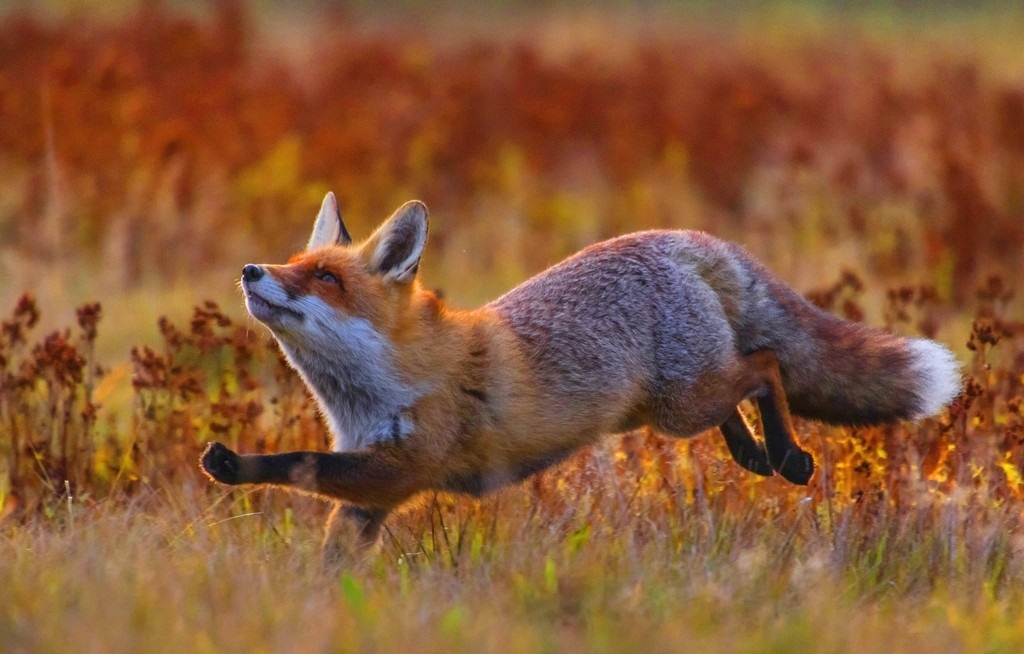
<box><xmin>240</xmin><ymin>263</ymin><xmax>297</xmax><ymax>326</ymax></box>
<box><xmin>242</xmin><ymin>264</ymin><xmax>264</xmax><ymax>282</ymax></box>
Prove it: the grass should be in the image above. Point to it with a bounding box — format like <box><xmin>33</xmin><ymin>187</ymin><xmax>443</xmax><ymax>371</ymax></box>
<box><xmin>3</xmin><ymin>2</ymin><xmax>1024</xmax><ymax>652</ymax></box>
<box><xmin>3</xmin><ymin>457</ymin><xmax>1024</xmax><ymax>652</ymax></box>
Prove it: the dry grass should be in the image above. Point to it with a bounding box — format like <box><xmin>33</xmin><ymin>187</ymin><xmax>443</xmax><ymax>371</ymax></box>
<box><xmin>3</xmin><ymin>2</ymin><xmax>1024</xmax><ymax>652</ymax></box>
<box><xmin>2</xmin><ymin>443</ymin><xmax>1024</xmax><ymax>652</ymax></box>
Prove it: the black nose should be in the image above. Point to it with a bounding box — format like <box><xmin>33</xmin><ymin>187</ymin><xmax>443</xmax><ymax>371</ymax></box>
<box><xmin>242</xmin><ymin>264</ymin><xmax>264</xmax><ymax>282</ymax></box>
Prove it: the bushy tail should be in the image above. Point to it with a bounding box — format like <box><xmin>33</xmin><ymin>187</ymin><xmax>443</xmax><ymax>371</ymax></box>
<box><xmin>733</xmin><ymin>252</ymin><xmax>962</xmax><ymax>425</ymax></box>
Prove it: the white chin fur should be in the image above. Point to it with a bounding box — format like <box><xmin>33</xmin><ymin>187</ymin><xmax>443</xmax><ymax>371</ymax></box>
<box><xmin>907</xmin><ymin>338</ymin><xmax>962</xmax><ymax>419</ymax></box>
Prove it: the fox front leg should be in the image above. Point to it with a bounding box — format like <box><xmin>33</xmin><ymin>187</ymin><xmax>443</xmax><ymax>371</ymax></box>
<box><xmin>201</xmin><ymin>443</ymin><xmax>394</xmax><ymax>565</ymax></box>
<box><xmin>201</xmin><ymin>441</ymin><xmax>243</xmax><ymax>484</ymax></box>
<box><xmin>200</xmin><ymin>441</ymin><xmax>416</xmax><ymax>506</ymax></box>
<box><xmin>320</xmin><ymin>504</ymin><xmax>390</xmax><ymax>566</ymax></box>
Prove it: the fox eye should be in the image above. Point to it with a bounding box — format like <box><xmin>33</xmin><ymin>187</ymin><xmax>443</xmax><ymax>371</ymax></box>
<box><xmin>315</xmin><ymin>270</ymin><xmax>340</xmax><ymax>286</ymax></box>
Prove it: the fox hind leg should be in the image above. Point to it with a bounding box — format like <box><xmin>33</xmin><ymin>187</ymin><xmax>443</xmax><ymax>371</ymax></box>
<box><xmin>719</xmin><ymin>409</ymin><xmax>773</xmax><ymax>477</ymax></box>
<box><xmin>743</xmin><ymin>350</ymin><xmax>815</xmax><ymax>485</ymax></box>
<box><xmin>651</xmin><ymin>348</ymin><xmax>812</xmax><ymax>484</ymax></box>
<box><xmin>758</xmin><ymin>386</ymin><xmax>815</xmax><ymax>485</ymax></box>
<box><xmin>650</xmin><ymin>362</ymin><xmax>773</xmax><ymax>477</ymax></box>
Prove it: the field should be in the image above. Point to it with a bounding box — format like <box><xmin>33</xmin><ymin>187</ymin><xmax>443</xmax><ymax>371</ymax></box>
<box><xmin>3</xmin><ymin>2</ymin><xmax>1024</xmax><ymax>652</ymax></box>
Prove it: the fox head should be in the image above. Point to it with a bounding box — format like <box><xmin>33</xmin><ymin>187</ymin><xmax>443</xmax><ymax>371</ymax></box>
<box><xmin>239</xmin><ymin>190</ymin><xmax>428</xmax><ymax>393</ymax></box>
<box><xmin>241</xmin><ymin>192</ymin><xmax>429</xmax><ymax>340</ymax></box>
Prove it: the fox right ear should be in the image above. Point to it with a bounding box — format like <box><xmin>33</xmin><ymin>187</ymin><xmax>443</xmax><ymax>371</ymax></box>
<box><xmin>369</xmin><ymin>201</ymin><xmax>429</xmax><ymax>284</ymax></box>
<box><xmin>307</xmin><ymin>192</ymin><xmax>353</xmax><ymax>250</ymax></box>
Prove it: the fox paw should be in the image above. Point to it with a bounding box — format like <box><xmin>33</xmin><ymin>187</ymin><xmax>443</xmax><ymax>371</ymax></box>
<box><xmin>775</xmin><ymin>448</ymin><xmax>815</xmax><ymax>486</ymax></box>
<box><xmin>200</xmin><ymin>441</ymin><xmax>241</xmax><ymax>485</ymax></box>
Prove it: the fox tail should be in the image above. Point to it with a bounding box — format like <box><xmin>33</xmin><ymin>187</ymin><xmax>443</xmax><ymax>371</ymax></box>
<box><xmin>732</xmin><ymin>251</ymin><xmax>961</xmax><ymax>425</ymax></box>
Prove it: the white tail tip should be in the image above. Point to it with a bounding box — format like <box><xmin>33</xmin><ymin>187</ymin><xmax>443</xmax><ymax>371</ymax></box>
<box><xmin>907</xmin><ymin>338</ymin><xmax>962</xmax><ymax>419</ymax></box>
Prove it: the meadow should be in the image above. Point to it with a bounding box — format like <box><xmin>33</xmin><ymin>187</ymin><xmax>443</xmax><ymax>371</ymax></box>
<box><xmin>2</xmin><ymin>2</ymin><xmax>1024</xmax><ymax>652</ymax></box>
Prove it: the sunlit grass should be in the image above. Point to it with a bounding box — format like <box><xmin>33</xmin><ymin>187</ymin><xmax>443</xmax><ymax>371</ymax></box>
<box><xmin>2</xmin><ymin>459</ymin><xmax>1024</xmax><ymax>653</ymax></box>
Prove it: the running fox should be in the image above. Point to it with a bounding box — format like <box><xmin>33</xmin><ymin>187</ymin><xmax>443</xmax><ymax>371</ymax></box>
<box><xmin>201</xmin><ymin>193</ymin><xmax>961</xmax><ymax>554</ymax></box>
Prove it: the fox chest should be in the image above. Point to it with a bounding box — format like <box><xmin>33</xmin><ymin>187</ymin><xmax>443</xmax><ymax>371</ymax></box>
<box><xmin>322</xmin><ymin>399</ymin><xmax>416</xmax><ymax>451</ymax></box>
<box><xmin>304</xmin><ymin>372</ymin><xmax>418</xmax><ymax>451</ymax></box>
<box><xmin>281</xmin><ymin>344</ymin><xmax>418</xmax><ymax>451</ymax></box>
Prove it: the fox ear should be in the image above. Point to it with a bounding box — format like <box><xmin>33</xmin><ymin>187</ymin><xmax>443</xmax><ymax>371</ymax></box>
<box><xmin>307</xmin><ymin>192</ymin><xmax>352</xmax><ymax>250</ymax></box>
<box><xmin>370</xmin><ymin>201</ymin><xmax>429</xmax><ymax>283</ymax></box>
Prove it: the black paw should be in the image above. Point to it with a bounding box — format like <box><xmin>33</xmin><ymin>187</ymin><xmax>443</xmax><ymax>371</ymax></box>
<box><xmin>200</xmin><ymin>441</ymin><xmax>241</xmax><ymax>485</ymax></box>
<box><xmin>775</xmin><ymin>447</ymin><xmax>815</xmax><ymax>486</ymax></box>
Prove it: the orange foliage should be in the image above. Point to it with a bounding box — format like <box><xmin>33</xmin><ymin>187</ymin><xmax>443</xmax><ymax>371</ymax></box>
<box><xmin>1</xmin><ymin>4</ymin><xmax>1023</xmax><ymax>293</ymax></box>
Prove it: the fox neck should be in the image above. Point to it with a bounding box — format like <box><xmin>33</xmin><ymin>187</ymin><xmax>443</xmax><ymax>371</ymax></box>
<box><xmin>275</xmin><ymin>314</ymin><xmax>419</xmax><ymax>452</ymax></box>
<box><xmin>271</xmin><ymin>286</ymin><xmax>493</xmax><ymax>452</ymax></box>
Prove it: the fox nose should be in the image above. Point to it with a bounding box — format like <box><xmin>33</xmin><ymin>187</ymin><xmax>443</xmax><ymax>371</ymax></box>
<box><xmin>242</xmin><ymin>264</ymin><xmax>264</xmax><ymax>282</ymax></box>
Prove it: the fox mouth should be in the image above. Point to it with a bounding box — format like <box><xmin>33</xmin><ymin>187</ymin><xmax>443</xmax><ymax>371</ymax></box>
<box><xmin>244</xmin><ymin>291</ymin><xmax>303</xmax><ymax>323</ymax></box>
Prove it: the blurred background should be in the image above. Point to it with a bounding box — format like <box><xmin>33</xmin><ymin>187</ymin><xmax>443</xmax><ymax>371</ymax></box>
<box><xmin>3</xmin><ymin>0</ymin><xmax>1024</xmax><ymax>360</ymax></box>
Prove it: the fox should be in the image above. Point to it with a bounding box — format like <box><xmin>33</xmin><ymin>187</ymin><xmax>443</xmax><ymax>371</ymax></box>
<box><xmin>200</xmin><ymin>192</ymin><xmax>961</xmax><ymax>557</ymax></box>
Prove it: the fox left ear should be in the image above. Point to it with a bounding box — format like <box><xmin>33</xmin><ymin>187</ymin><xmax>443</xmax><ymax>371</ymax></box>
<box><xmin>370</xmin><ymin>201</ymin><xmax>429</xmax><ymax>283</ymax></box>
<box><xmin>307</xmin><ymin>192</ymin><xmax>353</xmax><ymax>250</ymax></box>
